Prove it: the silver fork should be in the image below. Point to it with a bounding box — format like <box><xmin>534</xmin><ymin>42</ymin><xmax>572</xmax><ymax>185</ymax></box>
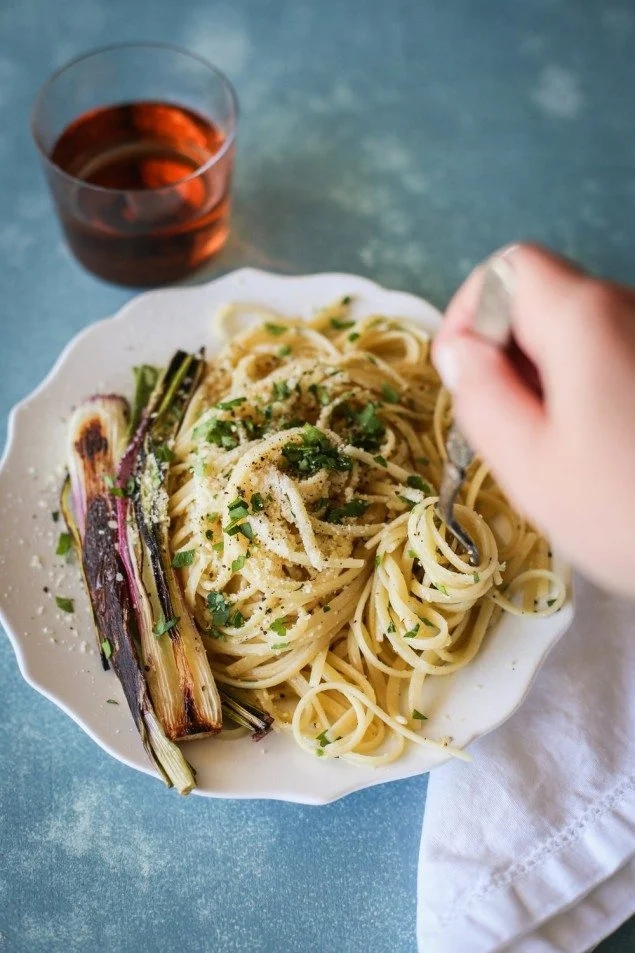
<box><xmin>437</xmin><ymin>257</ymin><xmax>515</xmax><ymax>566</ymax></box>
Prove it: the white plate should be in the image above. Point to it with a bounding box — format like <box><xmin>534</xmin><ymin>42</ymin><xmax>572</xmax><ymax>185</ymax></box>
<box><xmin>0</xmin><ymin>269</ymin><xmax>573</xmax><ymax>804</ymax></box>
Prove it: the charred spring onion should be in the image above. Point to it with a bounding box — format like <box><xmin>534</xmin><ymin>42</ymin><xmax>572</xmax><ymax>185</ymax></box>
<box><xmin>65</xmin><ymin>355</ymin><xmax>273</xmax><ymax>794</ymax></box>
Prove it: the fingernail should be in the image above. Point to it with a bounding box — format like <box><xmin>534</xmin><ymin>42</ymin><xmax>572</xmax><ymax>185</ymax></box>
<box><xmin>433</xmin><ymin>342</ymin><xmax>460</xmax><ymax>391</ymax></box>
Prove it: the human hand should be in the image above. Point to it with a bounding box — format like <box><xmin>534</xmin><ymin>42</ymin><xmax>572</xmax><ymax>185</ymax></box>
<box><xmin>432</xmin><ymin>244</ymin><xmax>635</xmax><ymax>597</ymax></box>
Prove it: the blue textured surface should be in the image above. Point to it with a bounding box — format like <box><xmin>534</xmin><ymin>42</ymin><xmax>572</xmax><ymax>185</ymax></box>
<box><xmin>1</xmin><ymin>1</ymin><xmax>634</xmax><ymax>951</ymax></box>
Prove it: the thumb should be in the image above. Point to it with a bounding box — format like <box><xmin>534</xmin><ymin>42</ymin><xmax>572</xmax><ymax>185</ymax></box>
<box><xmin>433</xmin><ymin>334</ymin><xmax>547</xmax><ymax>506</ymax></box>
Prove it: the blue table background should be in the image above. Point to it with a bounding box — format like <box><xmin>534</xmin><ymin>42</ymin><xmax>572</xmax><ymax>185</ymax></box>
<box><xmin>1</xmin><ymin>1</ymin><xmax>634</xmax><ymax>951</ymax></box>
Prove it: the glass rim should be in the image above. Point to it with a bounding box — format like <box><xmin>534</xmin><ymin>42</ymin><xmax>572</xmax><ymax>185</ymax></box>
<box><xmin>30</xmin><ymin>41</ymin><xmax>239</xmax><ymax>197</ymax></box>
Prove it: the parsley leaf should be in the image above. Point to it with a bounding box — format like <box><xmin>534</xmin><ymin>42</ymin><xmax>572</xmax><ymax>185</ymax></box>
<box><xmin>272</xmin><ymin>642</ymin><xmax>289</xmax><ymax>650</ymax></box>
<box><xmin>547</xmin><ymin>598</ymin><xmax>557</xmax><ymax>607</ymax></box>
<box><xmin>272</xmin><ymin>381</ymin><xmax>291</xmax><ymax>401</ymax></box>
<box><xmin>324</xmin><ymin>498</ymin><xmax>369</xmax><ymax>524</ymax></box>
<box><xmin>387</xmin><ymin>622</ymin><xmax>396</xmax><ymax>634</ymax></box>
<box><xmin>251</xmin><ymin>492</ymin><xmax>265</xmax><ymax>512</ymax></box>
<box><xmin>51</xmin><ymin>510</ymin><xmax>59</xmax><ymax>523</ymax></box>
<box><xmin>374</xmin><ymin>553</ymin><xmax>383</xmax><ymax>568</ymax></box>
<box><xmin>101</xmin><ymin>638</ymin><xmax>112</xmax><ymax>659</ymax></box>
<box><xmin>316</xmin><ymin>730</ymin><xmax>330</xmax><ymax>747</ymax></box>
<box><xmin>192</xmin><ymin>417</ymin><xmax>238</xmax><ymax>449</ymax></box>
<box><xmin>381</xmin><ymin>382</ymin><xmax>400</xmax><ymax>403</ymax></box>
<box><xmin>264</xmin><ymin>322</ymin><xmax>287</xmax><ymax>336</ymax></box>
<box><xmin>397</xmin><ymin>494</ymin><xmax>416</xmax><ymax>510</ymax></box>
<box><xmin>270</xmin><ymin>618</ymin><xmax>288</xmax><ymax>638</ymax></box>
<box><xmin>308</xmin><ymin>383</ymin><xmax>331</xmax><ymax>406</ymax></box>
<box><xmin>404</xmin><ymin>623</ymin><xmax>420</xmax><ymax>639</ymax></box>
<box><xmin>56</xmin><ymin>596</ymin><xmax>74</xmax><ymax>613</ymax></box>
<box><xmin>406</xmin><ymin>475</ymin><xmax>430</xmax><ymax>493</ymax></box>
<box><xmin>413</xmin><ymin>709</ymin><xmax>428</xmax><ymax>721</ymax></box>
<box><xmin>216</xmin><ymin>396</ymin><xmax>246</xmax><ymax>410</ymax></box>
<box><xmin>231</xmin><ymin>555</ymin><xmax>246</xmax><ymax>573</ymax></box>
<box><xmin>281</xmin><ymin>425</ymin><xmax>352</xmax><ymax>478</ymax></box>
<box><xmin>56</xmin><ymin>532</ymin><xmax>73</xmax><ymax>557</ymax></box>
<box><xmin>155</xmin><ymin>444</ymin><xmax>174</xmax><ymax>464</ymax></box>
<box><xmin>334</xmin><ymin>401</ymin><xmax>385</xmax><ymax>452</ymax></box>
<box><xmin>473</xmin><ymin>572</ymin><xmax>480</xmax><ymax>583</ymax></box>
<box><xmin>153</xmin><ymin>614</ymin><xmax>179</xmax><ymax>636</ymax></box>
<box><xmin>172</xmin><ymin>549</ymin><xmax>195</xmax><ymax>568</ymax></box>
<box><xmin>277</xmin><ymin>343</ymin><xmax>291</xmax><ymax>357</ymax></box>
<box><xmin>207</xmin><ymin>592</ymin><xmax>231</xmax><ymax>627</ymax></box>
<box><xmin>374</xmin><ymin>454</ymin><xmax>388</xmax><ymax>467</ymax></box>
<box><xmin>348</xmin><ymin>331</ymin><xmax>360</xmax><ymax>342</ymax></box>
<box><xmin>330</xmin><ymin>317</ymin><xmax>355</xmax><ymax>330</ymax></box>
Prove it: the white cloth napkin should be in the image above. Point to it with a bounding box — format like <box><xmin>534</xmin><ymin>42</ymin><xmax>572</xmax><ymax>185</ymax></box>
<box><xmin>417</xmin><ymin>577</ymin><xmax>635</xmax><ymax>953</ymax></box>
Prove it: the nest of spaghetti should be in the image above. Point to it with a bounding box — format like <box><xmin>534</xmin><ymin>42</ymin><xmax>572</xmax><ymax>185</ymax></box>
<box><xmin>168</xmin><ymin>298</ymin><xmax>565</xmax><ymax>768</ymax></box>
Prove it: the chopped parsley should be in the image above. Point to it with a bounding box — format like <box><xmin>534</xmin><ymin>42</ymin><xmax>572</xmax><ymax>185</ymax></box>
<box><xmin>381</xmin><ymin>382</ymin><xmax>400</xmax><ymax>403</ymax></box>
<box><xmin>230</xmin><ymin>610</ymin><xmax>245</xmax><ymax>628</ymax></box>
<box><xmin>231</xmin><ymin>555</ymin><xmax>246</xmax><ymax>573</ymax></box>
<box><xmin>155</xmin><ymin>444</ymin><xmax>174</xmax><ymax>464</ymax></box>
<box><xmin>374</xmin><ymin>553</ymin><xmax>383</xmax><ymax>568</ymax></box>
<box><xmin>264</xmin><ymin>322</ymin><xmax>288</xmax><ymax>336</ymax></box>
<box><xmin>251</xmin><ymin>492</ymin><xmax>265</xmax><ymax>512</ymax></box>
<box><xmin>277</xmin><ymin>343</ymin><xmax>291</xmax><ymax>357</ymax></box>
<box><xmin>281</xmin><ymin>425</ymin><xmax>352</xmax><ymax>478</ymax></box>
<box><xmin>216</xmin><ymin>396</ymin><xmax>246</xmax><ymax>410</ymax></box>
<box><xmin>406</xmin><ymin>475</ymin><xmax>430</xmax><ymax>493</ymax></box>
<box><xmin>373</xmin><ymin>454</ymin><xmax>388</xmax><ymax>467</ymax></box>
<box><xmin>51</xmin><ymin>510</ymin><xmax>59</xmax><ymax>523</ymax></box>
<box><xmin>272</xmin><ymin>642</ymin><xmax>289</xmax><ymax>651</ymax></box>
<box><xmin>192</xmin><ymin>417</ymin><xmax>238</xmax><ymax>450</ymax></box>
<box><xmin>547</xmin><ymin>598</ymin><xmax>557</xmax><ymax>607</ymax></box>
<box><xmin>330</xmin><ymin>317</ymin><xmax>355</xmax><ymax>330</ymax></box>
<box><xmin>407</xmin><ymin>549</ymin><xmax>417</xmax><ymax>559</ymax></box>
<box><xmin>106</xmin><ymin>698</ymin><xmax>119</xmax><ymax>705</ymax></box>
<box><xmin>207</xmin><ymin>592</ymin><xmax>231</xmax><ymax>627</ymax></box>
<box><xmin>348</xmin><ymin>332</ymin><xmax>360</xmax><ymax>342</ymax></box>
<box><xmin>207</xmin><ymin>512</ymin><xmax>219</xmax><ymax>522</ymax></box>
<box><xmin>56</xmin><ymin>596</ymin><xmax>74</xmax><ymax>613</ymax></box>
<box><xmin>228</xmin><ymin>498</ymin><xmax>249</xmax><ymax>521</ymax></box>
<box><xmin>433</xmin><ymin>583</ymin><xmax>449</xmax><ymax>596</ymax></box>
<box><xmin>270</xmin><ymin>618</ymin><xmax>288</xmax><ymax>638</ymax></box>
<box><xmin>212</xmin><ymin>541</ymin><xmax>224</xmax><ymax>553</ymax></box>
<box><xmin>387</xmin><ymin>622</ymin><xmax>396</xmax><ymax>634</ymax></box>
<box><xmin>153</xmin><ymin>614</ymin><xmax>179</xmax><ymax>637</ymax></box>
<box><xmin>236</xmin><ymin>522</ymin><xmax>254</xmax><ymax>541</ymax></box>
<box><xmin>404</xmin><ymin>623</ymin><xmax>420</xmax><ymax>639</ymax></box>
<box><xmin>272</xmin><ymin>380</ymin><xmax>291</xmax><ymax>401</ymax></box>
<box><xmin>333</xmin><ymin>401</ymin><xmax>385</xmax><ymax>452</ymax></box>
<box><xmin>55</xmin><ymin>532</ymin><xmax>73</xmax><ymax>557</ymax></box>
<box><xmin>416</xmin><ymin>455</ymin><xmax>430</xmax><ymax>465</ymax></box>
<box><xmin>104</xmin><ymin>475</ymin><xmax>135</xmax><ymax>498</ymax></box>
<box><xmin>323</xmin><ymin>498</ymin><xmax>369</xmax><ymax>524</ymax></box>
<box><xmin>473</xmin><ymin>572</ymin><xmax>480</xmax><ymax>583</ymax></box>
<box><xmin>422</xmin><ymin>618</ymin><xmax>436</xmax><ymax>628</ymax></box>
<box><xmin>397</xmin><ymin>495</ymin><xmax>416</xmax><ymax>510</ymax></box>
<box><xmin>101</xmin><ymin>638</ymin><xmax>112</xmax><ymax>659</ymax></box>
<box><xmin>316</xmin><ymin>730</ymin><xmax>330</xmax><ymax>747</ymax></box>
<box><xmin>323</xmin><ymin>605</ymin><xmax>331</xmax><ymax>613</ymax></box>
<box><xmin>413</xmin><ymin>709</ymin><xmax>428</xmax><ymax>721</ymax></box>
<box><xmin>172</xmin><ymin>549</ymin><xmax>195</xmax><ymax>568</ymax></box>
<box><xmin>308</xmin><ymin>383</ymin><xmax>330</xmax><ymax>406</ymax></box>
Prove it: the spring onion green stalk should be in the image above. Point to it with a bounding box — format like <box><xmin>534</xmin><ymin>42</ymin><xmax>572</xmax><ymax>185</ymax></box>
<box><xmin>128</xmin><ymin>364</ymin><xmax>160</xmax><ymax>440</ymax></box>
<box><xmin>64</xmin><ymin>397</ymin><xmax>197</xmax><ymax>794</ymax></box>
<box><xmin>117</xmin><ymin>351</ymin><xmax>223</xmax><ymax>742</ymax></box>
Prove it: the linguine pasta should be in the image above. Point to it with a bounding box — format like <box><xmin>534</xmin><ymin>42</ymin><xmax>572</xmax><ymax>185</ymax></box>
<box><xmin>168</xmin><ymin>299</ymin><xmax>565</xmax><ymax>766</ymax></box>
